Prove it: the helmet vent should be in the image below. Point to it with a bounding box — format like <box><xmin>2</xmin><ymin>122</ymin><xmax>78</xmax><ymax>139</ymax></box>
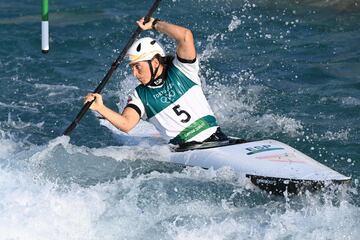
<box><xmin>150</xmin><ymin>40</ymin><xmax>156</xmax><ymax>45</ymax></box>
<box><xmin>136</xmin><ymin>43</ymin><xmax>141</xmax><ymax>52</ymax></box>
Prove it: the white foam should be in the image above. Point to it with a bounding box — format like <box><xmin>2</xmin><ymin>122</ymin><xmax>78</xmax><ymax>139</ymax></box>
<box><xmin>0</xmin><ymin>167</ymin><xmax>109</xmax><ymax>240</ymax></box>
<box><xmin>34</xmin><ymin>83</ymin><xmax>79</xmax><ymax>91</ymax></box>
<box><xmin>228</xmin><ymin>15</ymin><xmax>242</xmax><ymax>32</ymax></box>
<box><xmin>0</xmin><ymin>135</ymin><xmax>358</xmax><ymax>240</ymax></box>
<box><xmin>203</xmin><ymin>75</ymin><xmax>303</xmax><ymax>138</ymax></box>
<box><xmin>26</xmin><ymin>136</ymin><xmax>72</xmax><ymax>164</ymax></box>
<box><xmin>254</xmin><ymin>113</ymin><xmax>304</xmax><ymax>137</ymax></box>
<box><xmin>341</xmin><ymin>96</ymin><xmax>360</xmax><ymax>106</ymax></box>
<box><xmin>166</xmin><ymin>199</ymin><xmax>360</xmax><ymax>240</ymax></box>
<box><xmin>199</xmin><ymin>33</ymin><xmax>223</xmax><ymax>62</ymax></box>
<box><xmin>90</xmin><ymin>144</ymin><xmax>171</xmax><ymax>163</ymax></box>
<box><xmin>0</xmin><ymin>130</ymin><xmax>18</xmax><ymax>160</ymax></box>
<box><xmin>0</xmin><ymin>101</ymin><xmax>39</xmax><ymax>113</ymax></box>
<box><xmin>321</xmin><ymin>129</ymin><xmax>350</xmax><ymax>141</ymax></box>
<box><xmin>320</xmin><ymin>96</ymin><xmax>360</xmax><ymax>107</ymax></box>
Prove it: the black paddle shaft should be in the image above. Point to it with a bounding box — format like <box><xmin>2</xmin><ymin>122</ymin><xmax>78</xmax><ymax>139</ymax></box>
<box><xmin>63</xmin><ymin>0</ymin><xmax>161</xmax><ymax>136</ymax></box>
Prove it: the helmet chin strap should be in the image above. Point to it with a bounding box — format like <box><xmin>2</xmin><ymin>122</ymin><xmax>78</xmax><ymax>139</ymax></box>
<box><xmin>145</xmin><ymin>60</ymin><xmax>162</xmax><ymax>86</ymax></box>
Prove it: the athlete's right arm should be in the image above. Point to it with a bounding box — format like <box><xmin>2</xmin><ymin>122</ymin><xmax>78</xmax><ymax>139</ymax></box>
<box><xmin>84</xmin><ymin>93</ymin><xmax>140</xmax><ymax>133</ymax></box>
<box><xmin>136</xmin><ymin>17</ymin><xmax>196</xmax><ymax>61</ymax></box>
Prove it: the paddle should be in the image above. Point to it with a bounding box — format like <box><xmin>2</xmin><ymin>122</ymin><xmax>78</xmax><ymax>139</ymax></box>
<box><xmin>63</xmin><ymin>0</ymin><xmax>161</xmax><ymax>136</ymax></box>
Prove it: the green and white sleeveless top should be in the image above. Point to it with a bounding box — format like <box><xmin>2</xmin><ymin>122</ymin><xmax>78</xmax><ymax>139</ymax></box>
<box><xmin>127</xmin><ymin>56</ymin><xmax>218</xmax><ymax>144</ymax></box>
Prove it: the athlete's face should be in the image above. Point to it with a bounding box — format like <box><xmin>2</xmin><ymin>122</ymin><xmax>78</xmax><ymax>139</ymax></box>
<box><xmin>130</xmin><ymin>61</ymin><xmax>151</xmax><ymax>85</ymax></box>
<box><xmin>130</xmin><ymin>58</ymin><xmax>160</xmax><ymax>85</ymax></box>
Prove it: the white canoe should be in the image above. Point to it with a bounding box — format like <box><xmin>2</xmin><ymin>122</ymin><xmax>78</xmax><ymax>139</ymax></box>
<box><xmin>170</xmin><ymin>138</ymin><xmax>350</xmax><ymax>194</ymax></box>
<box><xmin>101</xmin><ymin>120</ymin><xmax>351</xmax><ymax>194</ymax></box>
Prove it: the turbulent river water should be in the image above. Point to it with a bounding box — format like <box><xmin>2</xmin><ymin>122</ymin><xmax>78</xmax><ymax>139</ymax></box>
<box><xmin>0</xmin><ymin>0</ymin><xmax>359</xmax><ymax>239</ymax></box>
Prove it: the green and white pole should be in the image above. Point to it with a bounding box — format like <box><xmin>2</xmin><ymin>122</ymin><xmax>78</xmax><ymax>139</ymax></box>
<box><xmin>41</xmin><ymin>0</ymin><xmax>49</xmax><ymax>53</ymax></box>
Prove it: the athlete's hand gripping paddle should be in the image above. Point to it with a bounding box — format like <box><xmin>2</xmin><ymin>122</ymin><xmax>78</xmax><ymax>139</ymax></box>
<box><xmin>63</xmin><ymin>0</ymin><xmax>161</xmax><ymax>136</ymax></box>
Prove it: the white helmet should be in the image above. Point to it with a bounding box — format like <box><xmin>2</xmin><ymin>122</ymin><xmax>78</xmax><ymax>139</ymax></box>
<box><xmin>127</xmin><ymin>37</ymin><xmax>166</xmax><ymax>64</ymax></box>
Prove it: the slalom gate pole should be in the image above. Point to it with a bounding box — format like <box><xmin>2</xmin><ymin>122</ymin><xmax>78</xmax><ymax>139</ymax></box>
<box><xmin>41</xmin><ymin>0</ymin><xmax>49</xmax><ymax>53</ymax></box>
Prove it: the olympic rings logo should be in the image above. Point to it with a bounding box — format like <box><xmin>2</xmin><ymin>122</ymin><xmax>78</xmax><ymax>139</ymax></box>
<box><xmin>160</xmin><ymin>90</ymin><xmax>176</xmax><ymax>103</ymax></box>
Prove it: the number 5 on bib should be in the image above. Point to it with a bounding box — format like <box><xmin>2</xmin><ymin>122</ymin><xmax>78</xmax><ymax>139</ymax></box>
<box><xmin>173</xmin><ymin>105</ymin><xmax>191</xmax><ymax>123</ymax></box>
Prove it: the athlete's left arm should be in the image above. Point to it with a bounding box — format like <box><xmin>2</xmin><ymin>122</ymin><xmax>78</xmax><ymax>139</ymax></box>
<box><xmin>136</xmin><ymin>17</ymin><xmax>196</xmax><ymax>61</ymax></box>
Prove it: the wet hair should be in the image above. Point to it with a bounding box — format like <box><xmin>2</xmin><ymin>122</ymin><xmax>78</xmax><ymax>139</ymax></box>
<box><xmin>154</xmin><ymin>54</ymin><xmax>174</xmax><ymax>66</ymax></box>
<box><xmin>149</xmin><ymin>54</ymin><xmax>174</xmax><ymax>83</ymax></box>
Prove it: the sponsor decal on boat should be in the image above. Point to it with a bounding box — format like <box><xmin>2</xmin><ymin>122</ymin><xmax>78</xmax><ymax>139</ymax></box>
<box><xmin>246</xmin><ymin>144</ymin><xmax>284</xmax><ymax>155</ymax></box>
<box><xmin>255</xmin><ymin>153</ymin><xmax>306</xmax><ymax>163</ymax></box>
